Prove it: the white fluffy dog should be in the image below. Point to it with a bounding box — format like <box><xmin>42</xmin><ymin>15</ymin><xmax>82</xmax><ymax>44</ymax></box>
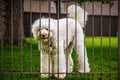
<box><xmin>32</xmin><ymin>5</ymin><xmax>90</xmax><ymax>79</ymax></box>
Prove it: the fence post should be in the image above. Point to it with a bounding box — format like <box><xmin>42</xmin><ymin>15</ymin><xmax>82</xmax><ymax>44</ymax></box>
<box><xmin>118</xmin><ymin>0</ymin><xmax>120</xmax><ymax>80</ymax></box>
<box><xmin>56</xmin><ymin>0</ymin><xmax>61</xmax><ymax>19</ymax></box>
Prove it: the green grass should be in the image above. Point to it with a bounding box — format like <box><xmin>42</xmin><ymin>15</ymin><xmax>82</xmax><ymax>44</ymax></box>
<box><xmin>0</xmin><ymin>37</ymin><xmax>118</xmax><ymax>80</ymax></box>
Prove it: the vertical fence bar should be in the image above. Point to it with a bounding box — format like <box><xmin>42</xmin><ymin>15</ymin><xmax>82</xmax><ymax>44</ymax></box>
<box><xmin>92</xmin><ymin>1</ymin><xmax>95</xmax><ymax>79</ymax></box>
<box><xmin>83</xmin><ymin>2</ymin><xmax>87</xmax><ymax>80</ymax></box>
<box><xmin>11</xmin><ymin>0</ymin><xmax>13</xmax><ymax>79</ymax></box>
<box><xmin>0</xmin><ymin>0</ymin><xmax>3</xmax><ymax>79</ymax></box>
<box><xmin>30</xmin><ymin>0</ymin><xmax>32</xmax><ymax>79</ymax></box>
<box><xmin>20</xmin><ymin>0</ymin><xmax>23</xmax><ymax>79</ymax></box>
<box><xmin>56</xmin><ymin>0</ymin><xmax>60</xmax><ymax>78</ymax></box>
<box><xmin>118</xmin><ymin>0</ymin><xmax>120</xmax><ymax>79</ymax></box>
<box><xmin>108</xmin><ymin>3</ymin><xmax>112</xmax><ymax>80</ymax></box>
<box><xmin>57</xmin><ymin>0</ymin><xmax>60</xmax><ymax>78</ymax></box>
<box><xmin>100</xmin><ymin>2</ymin><xmax>103</xmax><ymax>80</ymax></box>
<box><xmin>48</xmin><ymin>0</ymin><xmax>51</xmax><ymax>79</ymax></box>
<box><xmin>65</xmin><ymin>0</ymin><xmax>68</xmax><ymax>79</ymax></box>
<box><xmin>75</xmin><ymin>1</ymin><xmax>78</xmax><ymax>78</ymax></box>
<box><xmin>39</xmin><ymin>0</ymin><xmax>41</xmax><ymax>78</ymax></box>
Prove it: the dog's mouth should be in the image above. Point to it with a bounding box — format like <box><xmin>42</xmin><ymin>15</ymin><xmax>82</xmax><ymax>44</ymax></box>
<box><xmin>41</xmin><ymin>38</ymin><xmax>53</xmax><ymax>47</ymax></box>
<box><xmin>40</xmin><ymin>34</ymin><xmax>49</xmax><ymax>39</ymax></box>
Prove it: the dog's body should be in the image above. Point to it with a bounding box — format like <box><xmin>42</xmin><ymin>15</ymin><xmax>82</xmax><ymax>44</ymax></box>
<box><xmin>32</xmin><ymin>5</ymin><xmax>90</xmax><ymax>79</ymax></box>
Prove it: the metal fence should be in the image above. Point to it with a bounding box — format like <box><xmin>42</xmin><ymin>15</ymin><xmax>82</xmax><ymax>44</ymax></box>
<box><xmin>0</xmin><ymin>0</ymin><xmax>120</xmax><ymax>80</ymax></box>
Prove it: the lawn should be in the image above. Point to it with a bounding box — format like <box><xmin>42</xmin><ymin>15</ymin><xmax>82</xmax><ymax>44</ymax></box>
<box><xmin>0</xmin><ymin>37</ymin><xmax>118</xmax><ymax>80</ymax></box>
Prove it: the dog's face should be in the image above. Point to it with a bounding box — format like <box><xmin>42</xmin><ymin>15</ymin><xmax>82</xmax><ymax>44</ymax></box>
<box><xmin>36</xmin><ymin>26</ymin><xmax>53</xmax><ymax>40</ymax></box>
<box><xmin>32</xmin><ymin>18</ymin><xmax>56</xmax><ymax>41</ymax></box>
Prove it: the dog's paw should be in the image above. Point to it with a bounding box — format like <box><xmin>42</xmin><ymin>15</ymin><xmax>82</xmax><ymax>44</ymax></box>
<box><xmin>40</xmin><ymin>73</ymin><xmax>52</xmax><ymax>78</ymax></box>
<box><xmin>68</xmin><ymin>66</ymin><xmax>73</xmax><ymax>73</ymax></box>
<box><xmin>78</xmin><ymin>67</ymin><xmax>90</xmax><ymax>73</ymax></box>
<box><xmin>54</xmin><ymin>74</ymin><xmax>66</xmax><ymax>79</ymax></box>
<box><xmin>40</xmin><ymin>74</ymin><xmax>48</xmax><ymax>78</ymax></box>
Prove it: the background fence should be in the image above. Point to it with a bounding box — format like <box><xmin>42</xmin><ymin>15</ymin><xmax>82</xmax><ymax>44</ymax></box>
<box><xmin>0</xmin><ymin>0</ymin><xmax>120</xmax><ymax>80</ymax></box>
<box><xmin>23</xmin><ymin>13</ymin><xmax>118</xmax><ymax>37</ymax></box>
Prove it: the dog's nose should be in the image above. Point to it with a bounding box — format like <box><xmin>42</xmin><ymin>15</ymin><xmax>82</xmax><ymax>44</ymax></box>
<box><xmin>41</xmin><ymin>34</ymin><xmax>46</xmax><ymax>39</ymax></box>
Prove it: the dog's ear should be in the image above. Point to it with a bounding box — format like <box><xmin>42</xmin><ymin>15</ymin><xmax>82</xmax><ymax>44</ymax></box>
<box><xmin>36</xmin><ymin>28</ymin><xmax>41</xmax><ymax>40</ymax></box>
<box><xmin>37</xmin><ymin>27</ymin><xmax>41</xmax><ymax>31</ymax></box>
<box><xmin>35</xmin><ymin>26</ymin><xmax>40</xmax><ymax>32</ymax></box>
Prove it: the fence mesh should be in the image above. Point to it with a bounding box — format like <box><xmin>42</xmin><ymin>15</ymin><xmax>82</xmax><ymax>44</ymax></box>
<box><xmin>0</xmin><ymin>0</ymin><xmax>119</xmax><ymax>80</ymax></box>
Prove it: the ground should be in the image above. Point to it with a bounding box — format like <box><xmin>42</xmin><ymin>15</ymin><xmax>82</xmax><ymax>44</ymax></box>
<box><xmin>0</xmin><ymin>37</ymin><xmax>118</xmax><ymax>80</ymax></box>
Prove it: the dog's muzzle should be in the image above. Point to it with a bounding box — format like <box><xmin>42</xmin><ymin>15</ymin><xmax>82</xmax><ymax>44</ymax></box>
<box><xmin>41</xmin><ymin>34</ymin><xmax>48</xmax><ymax>39</ymax></box>
<box><xmin>37</xmin><ymin>28</ymin><xmax>49</xmax><ymax>39</ymax></box>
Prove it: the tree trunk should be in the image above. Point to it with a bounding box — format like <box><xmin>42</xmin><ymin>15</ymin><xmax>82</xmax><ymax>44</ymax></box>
<box><xmin>3</xmin><ymin>0</ymin><xmax>26</xmax><ymax>45</ymax></box>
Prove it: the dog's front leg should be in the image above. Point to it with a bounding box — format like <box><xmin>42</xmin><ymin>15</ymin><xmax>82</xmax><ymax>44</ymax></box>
<box><xmin>40</xmin><ymin>52</ymin><xmax>52</xmax><ymax>78</ymax></box>
<box><xmin>53</xmin><ymin>40</ymin><xmax>66</xmax><ymax>79</ymax></box>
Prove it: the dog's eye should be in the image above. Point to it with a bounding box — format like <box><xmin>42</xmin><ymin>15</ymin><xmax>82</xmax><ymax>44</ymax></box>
<box><xmin>45</xmin><ymin>28</ymin><xmax>49</xmax><ymax>30</ymax></box>
<box><xmin>38</xmin><ymin>28</ymin><xmax>41</xmax><ymax>31</ymax></box>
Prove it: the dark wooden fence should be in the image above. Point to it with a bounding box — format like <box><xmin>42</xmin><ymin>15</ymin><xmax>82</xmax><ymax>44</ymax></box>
<box><xmin>86</xmin><ymin>15</ymin><xmax>118</xmax><ymax>36</ymax></box>
<box><xmin>23</xmin><ymin>12</ymin><xmax>118</xmax><ymax>37</ymax></box>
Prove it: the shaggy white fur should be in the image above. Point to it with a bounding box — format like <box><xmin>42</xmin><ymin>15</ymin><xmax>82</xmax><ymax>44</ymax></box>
<box><xmin>68</xmin><ymin>5</ymin><xmax>88</xmax><ymax>28</ymax></box>
<box><xmin>32</xmin><ymin>5</ymin><xmax>90</xmax><ymax>79</ymax></box>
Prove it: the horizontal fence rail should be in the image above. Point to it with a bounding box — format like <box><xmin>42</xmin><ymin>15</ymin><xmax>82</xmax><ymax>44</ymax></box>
<box><xmin>0</xmin><ymin>0</ymin><xmax>119</xmax><ymax>80</ymax></box>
